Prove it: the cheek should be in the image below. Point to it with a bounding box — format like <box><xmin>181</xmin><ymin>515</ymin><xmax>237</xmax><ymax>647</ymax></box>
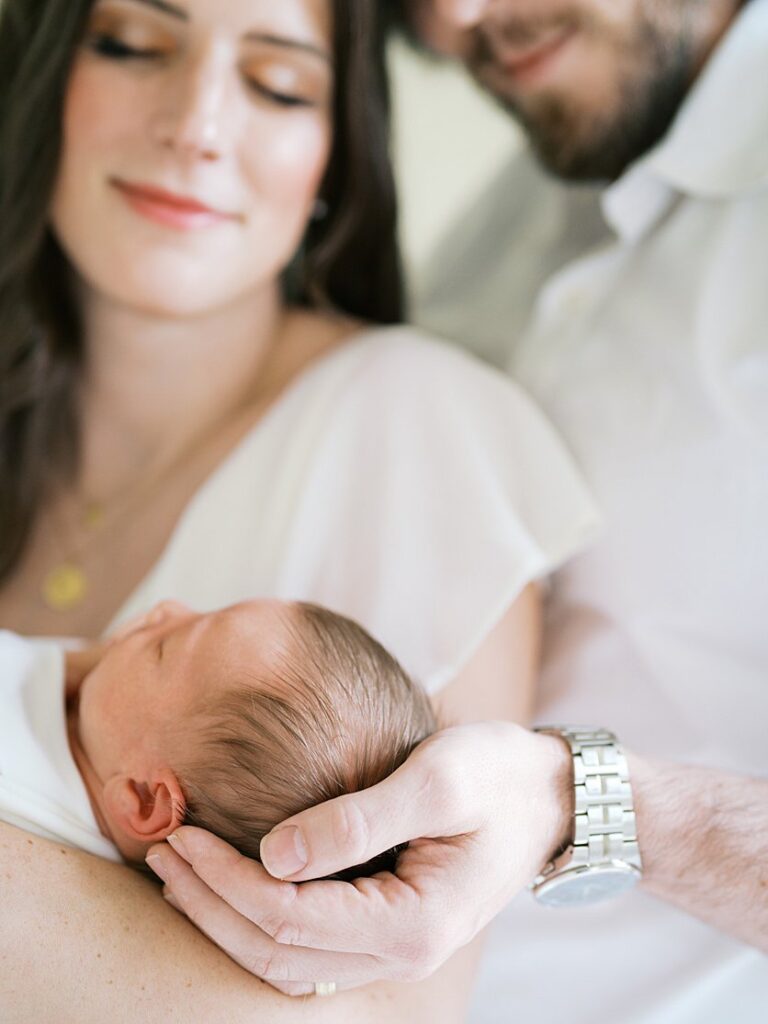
<box><xmin>77</xmin><ymin>670</ymin><xmax>114</xmax><ymax>764</ymax></box>
<box><xmin>56</xmin><ymin>59</ymin><xmax>147</xmax><ymax>181</ymax></box>
<box><xmin>50</xmin><ymin>60</ymin><xmax>147</xmax><ymax>254</ymax></box>
<box><xmin>240</xmin><ymin>112</ymin><xmax>331</xmax><ymax>230</ymax></box>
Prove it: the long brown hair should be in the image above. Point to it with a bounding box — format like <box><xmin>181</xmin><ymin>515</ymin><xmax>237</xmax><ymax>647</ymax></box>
<box><xmin>0</xmin><ymin>0</ymin><xmax>403</xmax><ymax>584</ymax></box>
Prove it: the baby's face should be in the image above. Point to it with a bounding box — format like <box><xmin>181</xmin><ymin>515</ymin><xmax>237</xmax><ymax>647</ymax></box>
<box><xmin>77</xmin><ymin>599</ymin><xmax>292</xmax><ymax>782</ymax></box>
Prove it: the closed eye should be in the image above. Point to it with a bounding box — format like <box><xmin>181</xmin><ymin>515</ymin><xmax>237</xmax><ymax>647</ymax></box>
<box><xmin>88</xmin><ymin>33</ymin><xmax>168</xmax><ymax>60</ymax></box>
<box><xmin>246</xmin><ymin>80</ymin><xmax>315</xmax><ymax>108</ymax></box>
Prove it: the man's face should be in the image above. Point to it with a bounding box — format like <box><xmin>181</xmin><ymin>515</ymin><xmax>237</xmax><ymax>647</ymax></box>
<box><xmin>412</xmin><ymin>0</ymin><xmax>742</xmax><ymax>181</ymax></box>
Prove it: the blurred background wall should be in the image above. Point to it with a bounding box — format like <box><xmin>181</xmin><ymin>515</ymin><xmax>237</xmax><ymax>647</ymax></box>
<box><xmin>388</xmin><ymin>37</ymin><xmax>523</xmax><ymax>282</ymax></box>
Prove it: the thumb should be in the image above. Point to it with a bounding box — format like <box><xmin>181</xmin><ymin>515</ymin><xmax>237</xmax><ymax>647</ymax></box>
<box><xmin>260</xmin><ymin>755</ymin><xmax>445</xmax><ymax>882</ymax></box>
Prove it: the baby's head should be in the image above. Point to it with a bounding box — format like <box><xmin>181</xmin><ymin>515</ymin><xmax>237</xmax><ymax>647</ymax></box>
<box><xmin>75</xmin><ymin>600</ymin><xmax>436</xmax><ymax>873</ymax></box>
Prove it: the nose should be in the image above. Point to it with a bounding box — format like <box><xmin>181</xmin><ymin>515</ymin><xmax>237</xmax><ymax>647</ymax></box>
<box><xmin>108</xmin><ymin>600</ymin><xmax>193</xmax><ymax>643</ymax></box>
<box><xmin>414</xmin><ymin>0</ymin><xmax>493</xmax><ymax>54</ymax></box>
<box><xmin>435</xmin><ymin>0</ymin><xmax>493</xmax><ymax>29</ymax></box>
<box><xmin>150</xmin><ymin>47</ymin><xmax>231</xmax><ymax>162</ymax></box>
<box><xmin>148</xmin><ymin>600</ymin><xmax>192</xmax><ymax>624</ymax></box>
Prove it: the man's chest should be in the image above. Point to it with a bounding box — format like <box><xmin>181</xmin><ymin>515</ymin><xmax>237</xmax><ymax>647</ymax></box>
<box><xmin>514</xmin><ymin>194</ymin><xmax>768</xmax><ymax>768</ymax></box>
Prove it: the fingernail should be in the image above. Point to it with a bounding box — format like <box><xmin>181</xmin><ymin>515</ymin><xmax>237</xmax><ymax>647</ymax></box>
<box><xmin>145</xmin><ymin>853</ymin><xmax>168</xmax><ymax>882</ymax></box>
<box><xmin>164</xmin><ymin>891</ymin><xmax>182</xmax><ymax>913</ymax></box>
<box><xmin>261</xmin><ymin>826</ymin><xmax>308</xmax><ymax>878</ymax></box>
<box><xmin>167</xmin><ymin>832</ymin><xmax>189</xmax><ymax>860</ymax></box>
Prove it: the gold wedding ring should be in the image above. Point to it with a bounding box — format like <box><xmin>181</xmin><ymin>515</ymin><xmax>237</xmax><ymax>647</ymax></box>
<box><xmin>314</xmin><ymin>982</ymin><xmax>337</xmax><ymax>997</ymax></box>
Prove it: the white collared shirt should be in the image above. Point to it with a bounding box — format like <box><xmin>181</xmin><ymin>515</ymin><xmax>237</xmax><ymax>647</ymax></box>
<box><xmin>413</xmin><ymin>2</ymin><xmax>768</xmax><ymax>1021</ymax></box>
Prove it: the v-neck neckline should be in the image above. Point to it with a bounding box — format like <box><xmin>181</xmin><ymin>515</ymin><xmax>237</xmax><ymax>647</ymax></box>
<box><xmin>100</xmin><ymin>327</ymin><xmax>388</xmax><ymax>637</ymax></box>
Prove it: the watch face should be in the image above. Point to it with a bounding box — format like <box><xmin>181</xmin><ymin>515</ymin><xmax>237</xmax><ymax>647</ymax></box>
<box><xmin>535</xmin><ymin>864</ymin><xmax>641</xmax><ymax>908</ymax></box>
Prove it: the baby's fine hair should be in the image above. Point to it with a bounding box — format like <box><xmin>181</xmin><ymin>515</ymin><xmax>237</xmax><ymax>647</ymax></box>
<box><xmin>177</xmin><ymin>603</ymin><xmax>437</xmax><ymax>878</ymax></box>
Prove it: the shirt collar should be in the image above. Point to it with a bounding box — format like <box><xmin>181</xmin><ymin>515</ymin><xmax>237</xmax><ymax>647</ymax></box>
<box><xmin>603</xmin><ymin>0</ymin><xmax>768</xmax><ymax>241</ymax></box>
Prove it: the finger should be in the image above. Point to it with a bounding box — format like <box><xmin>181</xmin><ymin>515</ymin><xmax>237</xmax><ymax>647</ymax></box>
<box><xmin>260</xmin><ymin>736</ymin><xmax>462</xmax><ymax>881</ymax></box>
<box><xmin>157</xmin><ymin>829</ymin><xmax>404</xmax><ymax>953</ymax></box>
<box><xmin>161</xmin><ymin>886</ymin><xmax>334</xmax><ymax>997</ymax></box>
<box><xmin>268</xmin><ymin>980</ymin><xmax>351</xmax><ymax>998</ymax></box>
<box><xmin>267</xmin><ymin>982</ymin><xmax>315</xmax><ymax>997</ymax></box>
<box><xmin>151</xmin><ymin>827</ymin><xmax>436</xmax><ymax>959</ymax></box>
<box><xmin>146</xmin><ymin>844</ymin><xmax>390</xmax><ymax>986</ymax></box>
<box><xmin>163</xmin><ymin>884</ymin><xmax>343</xmax><ymax>997</ymax></box>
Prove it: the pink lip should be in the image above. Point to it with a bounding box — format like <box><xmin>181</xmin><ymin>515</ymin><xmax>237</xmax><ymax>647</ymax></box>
<box><xmin>111</xmin><ymin>179</ymin><xmax>238</xmax><ymax>230</ymax></box>
<box><xmin>498</xmin><ymin>27</ymin><xmax>576</xmax><ymax>84</ymax></box>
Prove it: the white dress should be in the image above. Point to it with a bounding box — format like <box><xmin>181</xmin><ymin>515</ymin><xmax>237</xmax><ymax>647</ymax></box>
<box><xmin>104</xmin><ymin>326</ymin><xmax>598</xmax><ymax>695</ymax></box>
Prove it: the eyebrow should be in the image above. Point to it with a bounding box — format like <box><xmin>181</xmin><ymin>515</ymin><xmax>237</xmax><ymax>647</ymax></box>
<box><xmin>123</xmin><ymin>1</ymin><xmax>331</xmax><ymax>64</ymax></box>
<box><xmin>129</xmin><ymin>0</ymin><xmax>188</xmax><ymax>20</ymax></box>
<box><xmin>244</xmin><ymin>32</ymin><xmax>331</xmax><ymax>65</ymax></box>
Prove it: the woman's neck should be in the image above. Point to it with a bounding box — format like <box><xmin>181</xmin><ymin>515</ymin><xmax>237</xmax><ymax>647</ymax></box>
<box><xmin>76</xmin><ymin>282</ymin><xmax>286</xmax><ymax>501</ymax></box>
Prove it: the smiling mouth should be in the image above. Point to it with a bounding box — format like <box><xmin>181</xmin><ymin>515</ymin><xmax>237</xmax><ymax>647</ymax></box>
<box><xmin>494</xmin><ymin>26</ymin><xmax>577</xmax><ymax>84</ymax></box>
<box><xmin>110</xmin><ymin>178</ymin><xmax>239</xmax><ymax>231</ymax></box>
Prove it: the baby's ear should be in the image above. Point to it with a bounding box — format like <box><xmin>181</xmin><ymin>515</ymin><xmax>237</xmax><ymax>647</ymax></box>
<box><xmin>103</xmin><ymin>770</ymin><xmax>186</xmax><ymax>845</ymax></box>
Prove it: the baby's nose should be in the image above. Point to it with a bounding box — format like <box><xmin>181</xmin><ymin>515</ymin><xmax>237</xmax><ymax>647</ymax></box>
<box><xmin>148</xmin><ymin>599</ymin><xmax>192</xmax><ymax>624</ymax></box>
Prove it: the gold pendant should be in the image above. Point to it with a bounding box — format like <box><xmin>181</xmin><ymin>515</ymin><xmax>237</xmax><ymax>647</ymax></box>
<box><xmin>84</xmin><ymin>502</ymin><xmax>106</xmax><ymax>529</ymax></box>
<box><xmin>42</xmin><ymin>563</ymin><xmax>88</xmax><ymax>612</ymax></box>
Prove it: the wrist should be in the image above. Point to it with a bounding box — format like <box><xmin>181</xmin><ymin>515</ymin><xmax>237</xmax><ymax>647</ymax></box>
<box><xmin>627</xmin><ymin>752</ymin><xmax>702</xmax><ymax>893</ymax></box>
<box><xmin>532</xmin><ymin>732</ymin><xmax>575</xmax><ymax>867</ymax></box>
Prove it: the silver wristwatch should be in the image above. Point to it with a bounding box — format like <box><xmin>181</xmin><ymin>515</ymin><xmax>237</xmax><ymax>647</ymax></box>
<box><xmin>530</xmin><ymin>727</ymin><xmax>643</xmax><ymax>908</ymax></box>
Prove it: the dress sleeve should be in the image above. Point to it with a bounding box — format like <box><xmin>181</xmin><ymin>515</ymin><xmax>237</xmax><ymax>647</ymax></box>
<box><xmin>272</xmin><ymin>329</ymin><xmax>600</xmax><ymax>693</ymax></box>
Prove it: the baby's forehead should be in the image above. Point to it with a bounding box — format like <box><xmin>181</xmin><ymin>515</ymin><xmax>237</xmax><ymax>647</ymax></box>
<box><xmin>203</xmin><ymin>599</ymin><xmax>299</xmax><ymax>664</ymax></box>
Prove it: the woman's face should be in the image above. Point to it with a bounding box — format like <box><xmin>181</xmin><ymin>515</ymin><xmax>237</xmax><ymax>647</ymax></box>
<box><xmin>50</xmin><ymin>0</ymin><xmax>333</xmax><ymax>316</ymax></box>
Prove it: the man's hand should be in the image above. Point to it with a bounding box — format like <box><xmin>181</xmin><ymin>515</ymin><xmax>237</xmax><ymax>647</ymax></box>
<box><xmin>146</xmin><ymin>722</ymin><xmax>573</xmax><ymax>995</ymax></box>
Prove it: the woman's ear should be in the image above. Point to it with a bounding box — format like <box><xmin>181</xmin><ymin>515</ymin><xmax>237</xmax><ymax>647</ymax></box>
<box><xmin>103</xmin><ymin>770</ymin><xmax>186</xmax><ymax>845</ymax></box>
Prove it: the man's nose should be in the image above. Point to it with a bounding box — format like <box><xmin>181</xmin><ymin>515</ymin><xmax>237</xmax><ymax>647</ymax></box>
<box><xmin>434</xmin><ymin>0</ymin><xmax>494</xmax><ymax>30</ymax></box>
<box><xmin>150</xmin><ymin>49</ymin><xmax>231</xmax><ymax>162</ymax></box>
<box><xmin>414</xmin><ymin>0</ymin><xmax>494</xmax><ymax>54</ymax></box>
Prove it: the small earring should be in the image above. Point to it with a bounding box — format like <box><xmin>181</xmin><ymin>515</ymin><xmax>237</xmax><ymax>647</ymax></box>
<box><xmin>312</xmin><ymin>197</ymin><xmax>329</xmax><ymax>221</ymax></box>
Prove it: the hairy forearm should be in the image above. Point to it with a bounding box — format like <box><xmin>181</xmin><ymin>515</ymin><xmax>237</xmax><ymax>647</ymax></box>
<box><xmin>628</xmin><ymin>754</ymin><xmax>768</xmax><ymax>952</ymax></box>
<box><xmin>0</xmin><ymin>824</ymin><xmax>478</xmax><ymax>1023</ymax></box>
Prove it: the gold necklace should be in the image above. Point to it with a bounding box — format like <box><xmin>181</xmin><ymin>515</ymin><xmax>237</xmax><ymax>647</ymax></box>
<box><xmin>39</xmin><ymin>374</ymin><xmax>279</xmax><ymax>614</ymax></box>
<box><xmin>41</xmin><ymin>502</ymin><xmax>102</xmax><ymax>612</ymax></box>
<box><xmin>41</xmin><ymin>477</ymin><xmax>154</xmax><ymax>613</ymax></box>
<box><xmin>38</xmin><ymin>312</ymin><xmax>298</xmax><ymax>613</ymax></box>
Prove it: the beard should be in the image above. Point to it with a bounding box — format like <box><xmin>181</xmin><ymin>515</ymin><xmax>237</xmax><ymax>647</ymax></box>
<box><xmin>467</xmin><ymin>3</ymin><xmax>715</xmax><ymax>183</ymax></box>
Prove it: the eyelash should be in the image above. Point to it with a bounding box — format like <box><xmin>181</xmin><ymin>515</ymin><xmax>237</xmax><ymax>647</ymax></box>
<box><xmin>246</xmin><ymin>81</ymin><xmax>313</xmax><ymax>108</ymax></box>
<box><xmin>88</xmin><ymin>33</ymin><xmax>167</xmax><ymax>61</ymax></box>
<box><xmin>88</xmin><ymin>34</ymin><xmax>315</xmax><ymax>109</ymax></box>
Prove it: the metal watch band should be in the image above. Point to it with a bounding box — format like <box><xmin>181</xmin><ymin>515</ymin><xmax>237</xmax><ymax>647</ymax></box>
<box><xmin>534</xmin><ymin>727</ymin><xmax>642</xmax><ymax>881</ymax></box>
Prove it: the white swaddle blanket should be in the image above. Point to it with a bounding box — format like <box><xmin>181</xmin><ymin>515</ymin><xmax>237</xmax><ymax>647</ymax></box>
<box><xmin>0</xmin><ymin>631</ymin><xmax>118</xmax><ymax>860</ymax></box>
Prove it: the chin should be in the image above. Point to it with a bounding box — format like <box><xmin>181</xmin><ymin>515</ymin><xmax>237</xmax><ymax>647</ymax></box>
<box><xmin>87</xmin><ymin>256</ymin><xmax>261</xmax><ymax>319</ymax></box>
